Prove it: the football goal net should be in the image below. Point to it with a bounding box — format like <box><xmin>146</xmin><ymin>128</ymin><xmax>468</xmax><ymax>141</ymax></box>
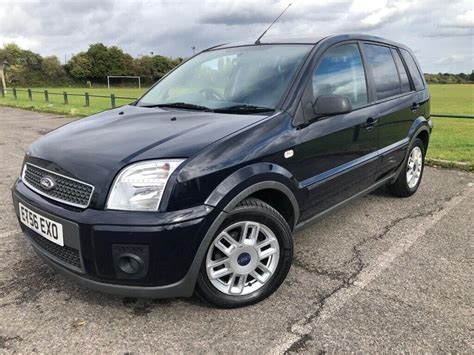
<box><xmin>107</xmin><ymin>76</ymin><xmax>141</xmax><ymax>89</ymax></box>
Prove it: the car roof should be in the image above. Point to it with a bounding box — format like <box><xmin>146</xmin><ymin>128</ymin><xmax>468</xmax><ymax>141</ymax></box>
<box><xmin>207</xmin><ymin>34</ymin><xmax>410</xmax><ymax>52</ymax></box>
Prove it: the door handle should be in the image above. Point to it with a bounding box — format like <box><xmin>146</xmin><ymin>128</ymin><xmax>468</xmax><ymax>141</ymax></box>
<box><xmin>364</xmin><ymin>117</ymin><xmax>378</xmax><ymax>131</ymax></box>
<box><xmin>410</xmin><ymin>102</ymin><xmax>420</xmax><ymax>112</ymax></box>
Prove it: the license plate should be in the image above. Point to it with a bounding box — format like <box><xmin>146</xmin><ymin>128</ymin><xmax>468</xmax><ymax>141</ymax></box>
<box><xmin>19</xmin><ymin>203</ymin><xmax>64</xmax><ymax>246</ymax></box>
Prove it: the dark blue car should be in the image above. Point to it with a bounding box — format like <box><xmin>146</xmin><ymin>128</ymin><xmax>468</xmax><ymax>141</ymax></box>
<box><xmin>12</xmin><ymin>34</ymin><xmax>431</xmax><ymax>308</ymax></box>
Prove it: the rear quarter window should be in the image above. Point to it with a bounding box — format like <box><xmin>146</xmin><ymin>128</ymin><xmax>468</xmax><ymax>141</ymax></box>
<box><xmin>391</xmin><ymin>49</ymin><xmax>411</xmax><ymax>93</ymax></box>
<box><xmin>400</xmin><ymin>48</ymin><xmax>425</xmax><ymax>91</ymax></box>
<box><xmin>364</xmin><ymin>44</ymin><xmax>402</xmax><ymax>100</ymax></box>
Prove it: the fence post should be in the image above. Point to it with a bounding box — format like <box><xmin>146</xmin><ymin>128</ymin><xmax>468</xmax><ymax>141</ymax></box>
<box><xmin>44</xmin><ymin>90</ymin><xmax>49</xmax><ymax>102</ymax></box>
<box><xmin>85</xmin><ymin>92</ymin><xmax>90</xmax><ymax>107</ymax></box>
<box><xmin>13</xmin><ymin>88</ymin><xmax>17</xmax><ymax>100</ymax></box>
<box><xmin>28</xmin><ymin>88</ymin><xmax>32</xmax><ymax>101</ymax></box>
<box><xmin>111</xmin><ymin>94</ymin><xmax>116</xmax><ymax>108</ymax></box>
<box><xmin>63</xmin><ymin>91</ymin><xmax>68</xmax><ymax>105</ymax></box>
<box><xmin>1</xmin><ymin>87</ymin><xmax>4</xmax><ymax>98</ymax></box>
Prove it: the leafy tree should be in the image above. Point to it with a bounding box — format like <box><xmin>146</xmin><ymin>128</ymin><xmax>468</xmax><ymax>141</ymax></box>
<box><xmin>133</xmin><ymin>54</ymin><xmax>181</xmax><ymax>84</ymax></box>
<box><xmin>0</xmin><ymin>42</ymin><xmax>188</xmax><ymax>86</ymax></box>
<box><xmin>0</xmin><ymin>43</ymin><xmax>23</xmax><ymax>65</ymax></box>
<box><xmin>67</xmin><ymin>53</ymin><xmax>92</xmax><ymax>81</ymax></box>
<box><xmin>41</xmin><ymin>56</ymin><xmax>68</xmax><ymax>84</ymax></box>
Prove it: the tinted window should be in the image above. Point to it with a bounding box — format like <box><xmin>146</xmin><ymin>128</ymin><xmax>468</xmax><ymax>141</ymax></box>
<box><xmin>312</xmin><ymin>44</ymin><xmax>368</xmax><ymax>109</ymax></box>
<box><xmin>364</xmin><ymin>44</ymin><xmax>401</xmax><ymax>100</ymax></box>
<box><xmin>391</xmin><ymin>49</ymin><xmax>411</xmax><ymax>93</ymax></box>
<box><xmin>400</xmin><ymin>49</ymin><xmax>425</xmax><ymax>91</ymax></box>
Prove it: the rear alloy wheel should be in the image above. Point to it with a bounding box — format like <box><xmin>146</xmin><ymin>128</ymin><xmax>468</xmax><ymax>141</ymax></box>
<box><xmin>406</xmin><ymin>146</ymin><xmax>423</xmax><ymax>189</ymax></box>
<box><xmin>387</xmin><ymin>137</ymin><xmax>425</xmax><ymax>197</ymax></box>
<box><xmin>196</xmin><ymin>198</ymin><xmax>293</xmax><ymax>308</ymax></box>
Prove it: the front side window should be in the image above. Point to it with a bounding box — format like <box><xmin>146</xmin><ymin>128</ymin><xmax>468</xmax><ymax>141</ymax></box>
<box><xmin>312</xmin><ymin>43</ymin><xmax>368</xmax><ymax>109</ymax></box>
<box><xmin>364</xmin><ymin>44</ymin><xmax>402</xmax><ymax>100</ymax></box>
<box><xmin>138</xmin><ymin>45</ymin><xmax>312</xmax><ymax>112</ymax></box>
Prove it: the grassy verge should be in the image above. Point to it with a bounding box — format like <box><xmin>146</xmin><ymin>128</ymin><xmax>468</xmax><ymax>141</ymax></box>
<box><xmin>427</xmin><ymin>84</ymin><xmax>473</xmax><ymax>169</ymax></box>
<box><xmin>427</xmin><ymin>117</ymin><xmax>473</xmax><ymax>166</ymax></box>
<box><xmin>1</xmin><ymin>84</ymin><xmax>473</xmax><ymax>167</ymax></box>
<box><xmin>428</xmin><ymin>84</ymin><xmax>474</xmax><ymax>115</ymax></box>
<box><xmin>0</xmin><ymin>87</ymin><xmax>145</xmax><ymax>116</ymax></box>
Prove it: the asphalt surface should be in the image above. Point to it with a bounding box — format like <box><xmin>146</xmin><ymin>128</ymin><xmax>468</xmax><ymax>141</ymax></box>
<box><xmin>0</xmin><ymin>107</ymin><xmax>472</xmax><ymax>353</ymax></box>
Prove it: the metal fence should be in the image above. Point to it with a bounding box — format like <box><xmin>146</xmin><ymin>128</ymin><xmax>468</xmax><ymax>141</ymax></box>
<box><xmin>1</xmin><ymin>88</ymin><xmax>137</xmax><ymax>109</ymax></box>
<box><xmin>1</xmin><ymin>87</ymin><xmax>474</xmax><ymax>119</ymax></box>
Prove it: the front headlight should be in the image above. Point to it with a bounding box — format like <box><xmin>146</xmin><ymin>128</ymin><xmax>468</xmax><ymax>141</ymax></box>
<box><xmin>106</xmin><ymin>160</ymin><xmax>184</xmax><ymax>211</ymax></box>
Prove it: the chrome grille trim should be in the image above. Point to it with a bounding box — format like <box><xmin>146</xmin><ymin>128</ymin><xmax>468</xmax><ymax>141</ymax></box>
<box><xmin>22</xmin><ymin>163</ymin><xmax>95</xmax><ymax>209</ymax></box>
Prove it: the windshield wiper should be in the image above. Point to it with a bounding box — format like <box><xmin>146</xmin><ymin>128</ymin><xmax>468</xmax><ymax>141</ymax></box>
<box><xmin>140</xmin><ymin>102</ymin><xmax>211</xmax><ymax>111</ymax></box>
<box><xmin>213</xmin><ymin>104</ymin><xmax>274</xmax><ymax>114</ymax></box>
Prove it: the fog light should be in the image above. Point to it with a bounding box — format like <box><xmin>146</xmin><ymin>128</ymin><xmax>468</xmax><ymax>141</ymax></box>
<box><xmin>112</xmin><ymin>244</ymin><xmax>149</xmax><ymax>279</ymax></box>
<box><xmin>117</xmin><ymin>253</ymin><xmax>144</xmax><ymax>274</ymax></box>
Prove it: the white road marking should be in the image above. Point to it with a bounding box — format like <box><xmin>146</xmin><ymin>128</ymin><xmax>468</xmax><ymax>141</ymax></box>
<box><xmin>274</xmin><ymin>189</ymin><xmax>472</xmax><ymax>353</ymax></box>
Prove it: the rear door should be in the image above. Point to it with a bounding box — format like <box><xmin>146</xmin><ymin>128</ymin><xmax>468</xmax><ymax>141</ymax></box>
<box><xmin>291</xmin><ymin>42</ymin><xmax>379</xmax><ymax>220</ymax></box>
<box><xmin>362</xmin><ymin>43</ymin><xmax>418</xmax><ymax>177</ymax></box>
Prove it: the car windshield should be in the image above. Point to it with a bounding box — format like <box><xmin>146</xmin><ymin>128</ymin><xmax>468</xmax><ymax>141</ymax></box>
<box><xmin>137</xmin><ymin>44</ymin><xmax>312</xmax><ymax>113</ymax></box>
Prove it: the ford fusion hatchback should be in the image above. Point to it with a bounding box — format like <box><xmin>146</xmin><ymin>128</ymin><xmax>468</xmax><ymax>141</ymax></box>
<box><xmin>12</xmin><ymin>34</ymin><xmax>431</xmax><ymax>308</ymax></box>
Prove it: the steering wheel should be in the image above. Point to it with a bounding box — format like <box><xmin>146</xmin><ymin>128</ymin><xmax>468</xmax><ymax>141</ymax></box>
<box><xmin>199</xmin><ymin>88</ymin><xmax>225</xmax><ymax>101</ymax></box>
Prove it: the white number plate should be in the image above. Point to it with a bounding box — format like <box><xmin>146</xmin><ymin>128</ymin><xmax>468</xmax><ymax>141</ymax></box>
<box><xmin>19</xmin><ymin>203</ymin><xmax>64</xmax><ymax>246</ymax></box>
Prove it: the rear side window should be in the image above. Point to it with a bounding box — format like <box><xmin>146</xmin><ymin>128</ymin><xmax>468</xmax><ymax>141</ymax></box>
<box><xmin>364</xmin><ymin>44</ymin><xmax>401</xmax><ymax>100</ymax></box>
<box><xmin>312</xmin><ymin>43</ymin><xmax>368</xmax><ymax>109</ymax></box>
<box><xmin>400</xmin><ymin>49</ymin><xmax>425</xmax><ymax>91</ymax></box>
<box><xmin>391</xmin><ymin>49</ymin><xmax>411</xmax><ymax>93</ymax></box>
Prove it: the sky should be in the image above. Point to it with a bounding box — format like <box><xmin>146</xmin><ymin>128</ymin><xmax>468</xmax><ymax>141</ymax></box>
<box><xmin>0</xmin><ymin>0</ymin><xmax>472</xmax><ymax>73</ymax></box>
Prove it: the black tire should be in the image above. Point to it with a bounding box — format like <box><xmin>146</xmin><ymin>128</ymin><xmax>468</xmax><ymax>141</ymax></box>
<box><xmin>195</xmin><ymin>198</ymin><xmax>293</xmax><ymax>308</ymax></box>
<box><xmin>387</xmin><ymin>138</ymin><xmax>425</xmax><ymax>197</ymax></box>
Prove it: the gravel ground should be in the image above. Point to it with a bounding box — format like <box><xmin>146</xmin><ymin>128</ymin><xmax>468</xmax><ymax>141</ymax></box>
<box><xmin>0</xmin><ymin>107</ymin><xmax>472</xmax><ymax>353</ymax></box>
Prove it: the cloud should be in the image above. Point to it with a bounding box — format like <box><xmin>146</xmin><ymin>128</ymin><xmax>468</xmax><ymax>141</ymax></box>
<box><xmin>436</xmin><ymin>54</ymin><xmax>469</xmax><ymax>65</ymax></box>
<box><xmin>0</xmin><ymin>0</ymin><xmax>472</xmax><ymax>73</ymax></box>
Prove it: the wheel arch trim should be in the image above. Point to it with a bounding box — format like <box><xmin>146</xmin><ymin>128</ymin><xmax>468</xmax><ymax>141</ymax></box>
<box><xmin>408</xmin><ymin>115</ymin><xmax>431</xmax><ymax>142</ymax></box>
<box><xmin>204</xmin><ymin>163</ymin><xmax>300</xmax><ymax>229</ymax></box>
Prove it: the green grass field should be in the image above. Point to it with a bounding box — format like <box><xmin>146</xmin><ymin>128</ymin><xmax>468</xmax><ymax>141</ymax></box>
<box><xmin>0</xmin><ymin>87</ymin><xmax>145</xmax><ymax>116</ymax></box>
<box><xmin>426</xmin><ymin>84</ymin><xmax>473</xmax><ymax>167</ymax></box>
<box><xmin>1</xmin><ymin>84</ymin><xmax>473</xmax><ymax>167</ymax></box>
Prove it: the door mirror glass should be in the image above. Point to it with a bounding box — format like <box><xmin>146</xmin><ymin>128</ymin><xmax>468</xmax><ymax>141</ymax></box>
<box><xmin>312</xmin><ymin>94</ymin><xmax>352</xmax><ymax>117</ymax></box>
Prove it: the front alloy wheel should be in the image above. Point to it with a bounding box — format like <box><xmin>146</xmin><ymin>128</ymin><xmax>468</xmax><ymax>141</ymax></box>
<box><xmin>196</xmin><ymin>198</ymin><xmax>293</xmax><ymax>308</ymax></box>
<box><xmin>206</xmin><ymin>221</ymin><xmax>280</xmax><ymax>296</ymax></box>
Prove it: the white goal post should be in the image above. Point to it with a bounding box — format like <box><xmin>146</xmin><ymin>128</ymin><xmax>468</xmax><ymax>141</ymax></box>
<box><xmin>107</xmin><ymin>75</ymin><xmax>141</xmax><ymax>89</ymax></box>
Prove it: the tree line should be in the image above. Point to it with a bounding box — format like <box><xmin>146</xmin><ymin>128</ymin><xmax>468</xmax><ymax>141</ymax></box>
<box><xmin>0</xmin><ymin>43</ymin><xmax>183</xmax><ymax>87</ymax></box>
<box><xmin>0</xmin><ymin>42</ymin><xmax>472</xmax><ymax>87</ymax></box>
<box><xmin>424</xmin><ymin>72</ymin><xmax>474</xmax><ymax>84</ymax></box>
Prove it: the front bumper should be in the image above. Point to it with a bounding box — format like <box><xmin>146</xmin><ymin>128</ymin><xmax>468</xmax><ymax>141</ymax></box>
<box><xmin>12</xmin><ymin>179</ymin><xmax>216</xmax><ymax>298</ymax></box>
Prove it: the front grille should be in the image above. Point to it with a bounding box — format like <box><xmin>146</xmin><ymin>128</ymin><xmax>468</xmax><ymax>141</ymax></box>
<box><xmin>23</xmin><ymin>226</ymin><xmax>83</xmax><ymax>271</ymax></box>
<box><xmin>23</xmin><ymin>163</ymin><xmax>94</xmax><ymax>208</ymax></box>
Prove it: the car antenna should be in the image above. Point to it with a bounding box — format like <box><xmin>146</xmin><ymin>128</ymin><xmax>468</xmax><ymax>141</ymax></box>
<box><xmin>255</xmin><ymin>3</ymin><xmax>292</xmax><ymax>44</ymax></box>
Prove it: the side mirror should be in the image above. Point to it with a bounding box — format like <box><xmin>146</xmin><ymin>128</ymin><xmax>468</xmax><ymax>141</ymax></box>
<box><xmin>312</xmin><ymin>95</ymin><xmax>352</xmax><ymax>118</ymax></box>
